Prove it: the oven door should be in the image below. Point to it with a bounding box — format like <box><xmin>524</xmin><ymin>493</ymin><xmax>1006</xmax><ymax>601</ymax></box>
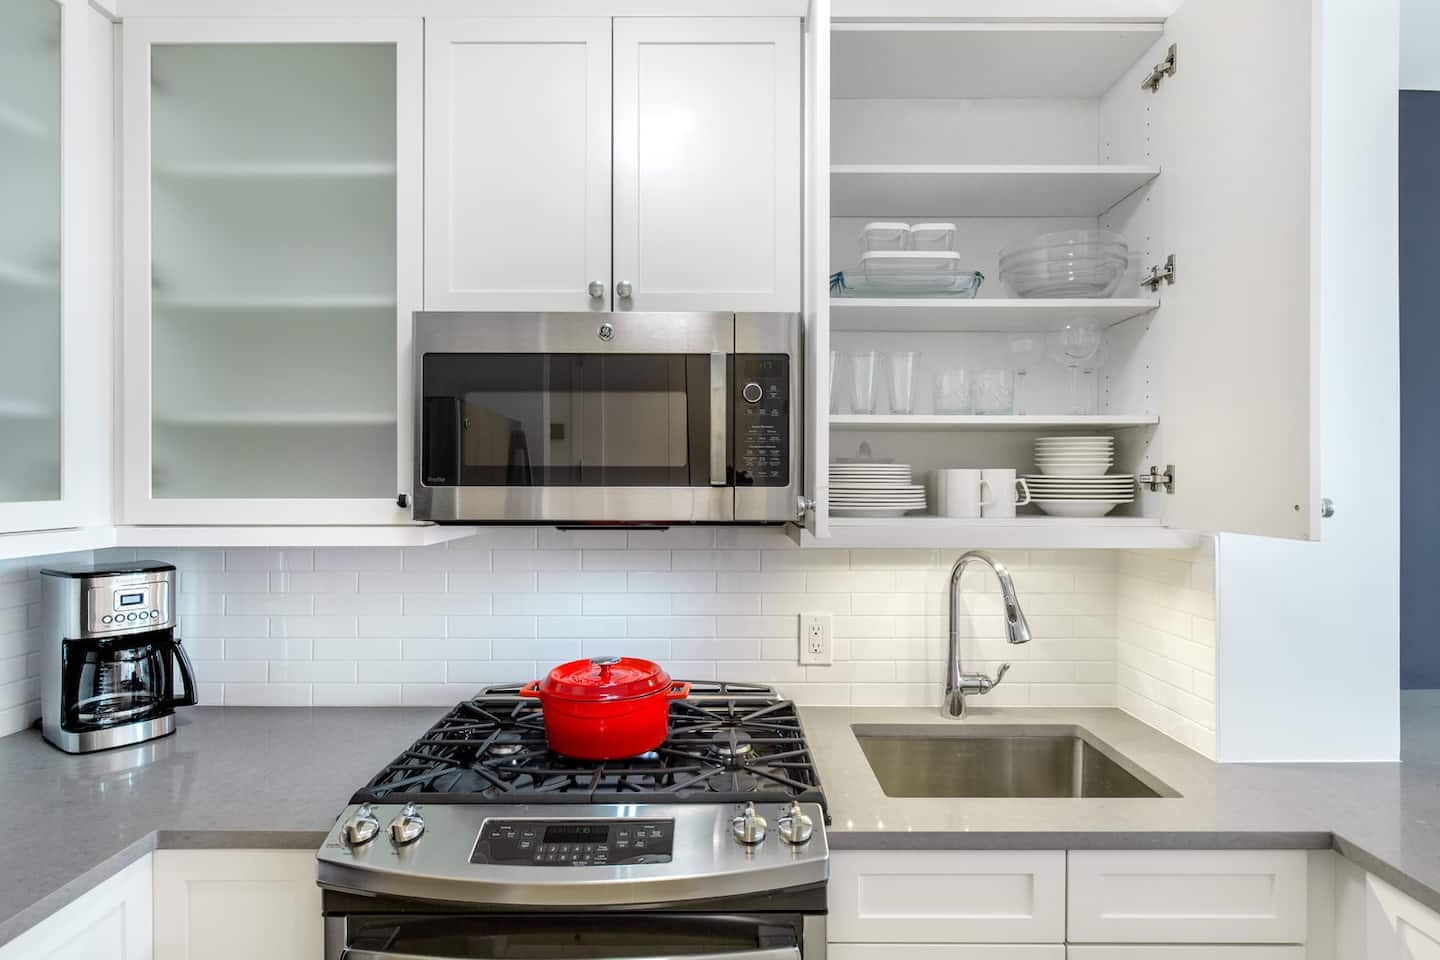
<box><xmin>414</xmin><ymin>313</ymin><xmax>735</xmax><ymax>524</ymax></box>
<box><xmin>334</xmin><ymin>913</ymin><xmax>803</xmax><ymax>960</ymax></box>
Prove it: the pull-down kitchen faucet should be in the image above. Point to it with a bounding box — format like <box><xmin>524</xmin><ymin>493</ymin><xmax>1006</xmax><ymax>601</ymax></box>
<box><xmin>943</xmin><ymin>550</ymin><xmax>1032</xmax><ymax>717</ymax></box>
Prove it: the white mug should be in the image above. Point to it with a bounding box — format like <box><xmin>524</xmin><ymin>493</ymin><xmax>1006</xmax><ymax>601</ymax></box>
<box><xmin>980</xmin><ymin>469</ymin><xmax>1032</xmax><ymax>519</ymax></box>
<box><xmin>933</xmin><ymin>469</ymin><xmax>989</xmax><ymax>519</ymax></box>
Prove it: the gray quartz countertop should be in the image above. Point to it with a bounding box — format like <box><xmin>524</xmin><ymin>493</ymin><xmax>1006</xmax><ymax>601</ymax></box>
<box><xmin>4</xmin><ymin>698</ymin><xmax>1440</xmax><ymax>948</ymax></box>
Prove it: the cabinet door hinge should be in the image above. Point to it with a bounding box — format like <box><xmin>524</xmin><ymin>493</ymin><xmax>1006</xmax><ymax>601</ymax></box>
<box><xmin>796</xmin><ymin>496</ymin><xmax>816</xmax><ymax>520</ymax></box>
<box><xmin>1141</xmin><ymin>254</ymin><xmax>1176</xmax><ymax>291</ymax></box>
<box><xmin>1141</xmin><ymin>43</ymin><xmax>1177</xmax><ymax>92</ymax></box>
<box><xmin>1138</xmin><ymin>465</ymin><xmax>1175</xmax><ymax>494</ymax></box>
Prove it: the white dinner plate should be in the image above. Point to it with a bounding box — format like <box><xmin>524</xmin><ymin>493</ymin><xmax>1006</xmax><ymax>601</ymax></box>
<box><xmin>831</xmin><ymin>506</ymin><xmax>928</xmax><ymax>517</ymax></box>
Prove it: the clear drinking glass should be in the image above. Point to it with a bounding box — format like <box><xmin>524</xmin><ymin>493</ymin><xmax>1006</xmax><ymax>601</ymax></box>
<box><xmin>974</xmin><ymin>369</ymin><xmax>1015</xmax><ymax>415</ymax></box>
<box><xmin>932</xmin><ymin>368</ymin><xmax>972</xmax><ymax>415</ymax></box>
<box><xmin>1046</xmin><ymin>321</ymin><xmax>1104</xmax><ymax>415</ymax></box>
<box><xmin>849</xmin><ymin>351</ymin><xmax>880</xmax><ymax>414</ymax></box>
<box><xmin>1008</xmin><ymin>334</ymin><xmax>1046</xmax><ymax>415</ymax></box>
<box><xmin>829</xmin><ymin>350</ymin><xmax>845</xmax><ymax>414</ymax></box>
<box><xmin>886</xmin><ymin>351</ymin><xmax>920</xmax><ymax>414</ymax></box>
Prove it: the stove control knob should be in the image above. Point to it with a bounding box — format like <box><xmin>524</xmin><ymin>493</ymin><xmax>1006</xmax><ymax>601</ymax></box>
<box><xmin>731</xmin><ymin>802</ymin><xmax>768</xmax><ymax>845</ymax></box>
<box><xmin>342</xmin><ymin>804</ymin><xmax>380</xmax><ymax>846</ymax></box>
<box><xmin>777</xmin><ymin>803</ymin><xmax>814</xmax><ymax>845</ymax></box>
<box><xmin>389</xmin><ymin>802</ymin><xmax>425</xmax><ymax>845</ymax></box>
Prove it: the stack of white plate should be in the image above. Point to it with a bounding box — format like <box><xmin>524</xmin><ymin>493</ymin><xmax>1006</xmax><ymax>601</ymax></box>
<box><xmin>829</xmin><ymin>462</ymin><xmax>927</xmax><ymax>517</ymax></box>
<box><xmin>1024</xmin><ymin>474</ymin><xmax>1135</xmax><ymax>518</ymax></box>
<box><xmin>1034</xmin><ymin>436</ymin><xmax>1114</xmax><ymax>477</ymax></box>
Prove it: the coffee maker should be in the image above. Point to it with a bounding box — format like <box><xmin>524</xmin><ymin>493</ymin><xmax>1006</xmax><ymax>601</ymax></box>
<box><xmin>40</xmin><ymin>561</ymin><xmax>197</xmax><ymax>753</ymax></box>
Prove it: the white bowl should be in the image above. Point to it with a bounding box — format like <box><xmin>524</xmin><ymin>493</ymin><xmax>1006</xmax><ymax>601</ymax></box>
<box><xmin>1033</xmin><ymin>500</ymin><xmax>1127</xmax><ymax>518</ymax></box>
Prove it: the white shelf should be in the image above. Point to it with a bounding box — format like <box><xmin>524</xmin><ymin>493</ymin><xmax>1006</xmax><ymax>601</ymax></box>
<box><xmin>815</xmin><ymin>515</ymin><xmax>1198</xmax><ymax>550</ymax></box>
<box><xmin>830</xmin><ymin>298</ymin><xmax>1158</xmax><ymax>332</ymax></box>
<box><xmin>155</xmin><ymin>412</ymin><xmax>394</xmax><ymax>427</ymax></box>
<box><xmin>830</xmin><ymin>164</ymin><xmax>1160</xmax><ymax>217</ymax></box>
<box><xmin>154</xmin><ymin>161</ymin><xmax>397</xmax><ymax>181</ymax></box>
<box><xmin>154</xmin><ymin>294</ymin><xmax>396</xmax><ymax>312</ymax></box>
<box><xmin>831</xmin><ymin>22</ymin><xmax>1164</xmax><ymax>100</ymax></box>
<box><xmin>830</xmin><ymin>414</ymin><xmax>1158</xmax><ymax>432</ymax></box>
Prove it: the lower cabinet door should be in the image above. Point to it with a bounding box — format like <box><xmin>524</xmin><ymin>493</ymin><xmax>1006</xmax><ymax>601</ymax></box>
<box><xmin>1368</xmin><ymin>873</ymin><xmax>1440</xmax><ymax>959</ymax></box>
<box><xmin>153</xmin><ymin>849</ymin><xmax>320</xmax><ymax>960</ymax></box>
<box><xmin>1067</xmin><ymin>851</ymin><xmax>1308</xmax><ymax>944</ymax></box>
<box><xmin>0</xmin><ymin>855</ymin><xmax>152</xmax><ymax>960</ymax></box>
<box><xmin>831</xmin><ymin>946</ymin><xmax>1064</xmax><ymax>960</ymax></box>
<box><xmin>1067</xmin><ymin>948</ymin><xmax>1306</xmax><ymax>959</ymax></box>
<box><xmin>829</xmin><ymin>850</ymin><xmax>1067</xmax><ymax>943</ymax></box>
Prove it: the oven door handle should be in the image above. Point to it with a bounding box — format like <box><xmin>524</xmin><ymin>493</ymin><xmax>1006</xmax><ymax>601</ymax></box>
<box><xmin>342</xmin><ymin>949</ymin><xmax>800</xmax><ymax>960</ymax></box>
<box><xmin>709</xmin><ymin>351</ymin><xmax>728</xmax><ymax>487</ymax></box>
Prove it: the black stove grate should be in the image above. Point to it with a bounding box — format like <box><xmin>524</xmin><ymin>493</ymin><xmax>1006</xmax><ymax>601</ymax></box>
<box><xmin>353</xmin><ymin>681</ymin><xmax>827</xmax><ymax>818</ymax></box>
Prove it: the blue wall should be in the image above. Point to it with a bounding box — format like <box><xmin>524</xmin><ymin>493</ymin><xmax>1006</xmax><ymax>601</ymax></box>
<box><xmin>1402</xmin><ymin>90</ymin><xmax>1440</xmax><ymax>688</ymax></box>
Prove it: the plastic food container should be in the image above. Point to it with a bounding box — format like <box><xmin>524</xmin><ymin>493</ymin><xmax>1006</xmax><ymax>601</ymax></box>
<box><xmin>519</xmin><ymin>655</ymin><xmax>691</xmax><ymax>759</ymax></box>
<box><xmin>863</xmin><ymin>222</ymin><xmax>911</xmax><ymax>251</ymax></box>
<box><xmin>909</xmin><ymin>222</ymin><xmax>957</xmax><ymax>251</ymax></box>
<box><xmin>860</xmin><ymin>250</ymin><xmax>962</xmax><ymax>275</ymax></box>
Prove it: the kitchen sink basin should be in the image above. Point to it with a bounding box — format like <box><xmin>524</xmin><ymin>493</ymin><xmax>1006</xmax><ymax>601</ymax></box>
<box><xmin>853</xmin><ymin>725</ymin><xmax>1174</xmax><ymax>798</ymax></box>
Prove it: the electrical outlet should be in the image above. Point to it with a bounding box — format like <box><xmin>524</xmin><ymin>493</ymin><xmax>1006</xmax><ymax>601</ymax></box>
<box><xmin>798</xmin><ymin>612</ymin><xmax>832</xmax><ymax>665</ymax></box>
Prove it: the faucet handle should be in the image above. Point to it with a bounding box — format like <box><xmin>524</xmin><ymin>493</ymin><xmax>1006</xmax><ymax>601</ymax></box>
<box><xmin>994</xmin><ymin>662</ymin><xmax>1011</xmax><ymax>686</ymax></box>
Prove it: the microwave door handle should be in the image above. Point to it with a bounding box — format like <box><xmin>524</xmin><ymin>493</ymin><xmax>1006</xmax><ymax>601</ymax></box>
<box><xmin>709</xmin><ymin>352</ymin><xmax>727</xmax><ymax>486</ymax></box>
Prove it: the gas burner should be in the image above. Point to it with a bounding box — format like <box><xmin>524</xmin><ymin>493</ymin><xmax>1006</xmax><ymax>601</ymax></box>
<box><xmin>353</xmin><ymin>681</ymin><xmax>827</xmax><ymax>819</ymax></box>
<box><xmin>708</xmin><ymin>729</ymin><xmax>754</xmax><ymax>764</ymax></box>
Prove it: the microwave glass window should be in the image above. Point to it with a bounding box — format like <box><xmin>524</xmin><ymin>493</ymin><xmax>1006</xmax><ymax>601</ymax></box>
<box><xmin>422</xmin><ymin>353</ymin><xmax>712</xmax><ymax>487</ymax></box>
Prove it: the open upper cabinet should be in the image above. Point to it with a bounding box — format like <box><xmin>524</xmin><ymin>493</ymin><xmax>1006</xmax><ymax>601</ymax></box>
<box><xmin>804</xmin><ymin>0</ymin><xmax>1317</xmax><ymax>547</ymax></box>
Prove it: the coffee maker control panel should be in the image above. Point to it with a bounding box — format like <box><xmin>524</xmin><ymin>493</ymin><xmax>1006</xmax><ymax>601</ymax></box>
<box><xmin>85</xmin><ymin>580</ymin><xmax>172</xmax><ymax>635</ymax></box>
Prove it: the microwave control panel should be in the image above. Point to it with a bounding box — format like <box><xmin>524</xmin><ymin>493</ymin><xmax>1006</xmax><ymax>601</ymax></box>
<box><xmin>733</xmin><ymin>354</ymin><xmax>789</xmax><ymax>487</ymax></box>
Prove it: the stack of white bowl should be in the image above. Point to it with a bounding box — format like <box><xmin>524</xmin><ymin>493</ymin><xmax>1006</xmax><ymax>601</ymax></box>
<box><xmin>829</xmin><ymin>462</ymin><xmax>927</xmax><ymax>517</ymax></box>
<box><xmin>999</xmin><ymin>229</ymin><xmax>1129</xmax><ymax>299</ymax></box>
<box><xmin>1026</xmin><ymin>436</ymin><xmax>1134</xmax><ymax>518</ymax></box>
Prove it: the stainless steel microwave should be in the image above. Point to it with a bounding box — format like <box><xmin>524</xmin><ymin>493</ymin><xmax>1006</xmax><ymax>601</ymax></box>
<box><xmin>412</xmin><ymin>312</ymin><xmax>802</xmax><ymax>525</ymax></box>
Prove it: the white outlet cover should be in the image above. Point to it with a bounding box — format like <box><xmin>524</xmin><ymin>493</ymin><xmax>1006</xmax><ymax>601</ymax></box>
<box><xmin>798</xmin><ymin>612</ymin><xmax>833</xmax><ymax>665</ymax></box>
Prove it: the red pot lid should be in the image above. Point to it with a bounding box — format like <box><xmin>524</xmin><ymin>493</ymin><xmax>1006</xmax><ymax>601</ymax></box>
<box><xmin>539</xmin><ymin>656</ymin><xmax>673</xmax><ymax>701</ymax></box>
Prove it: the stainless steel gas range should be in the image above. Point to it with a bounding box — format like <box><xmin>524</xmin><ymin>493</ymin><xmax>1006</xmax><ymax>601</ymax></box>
<box><xmin>316</xmin><ymin>682</ymin><xmax>829</xmax><ymax>960</ymax></box>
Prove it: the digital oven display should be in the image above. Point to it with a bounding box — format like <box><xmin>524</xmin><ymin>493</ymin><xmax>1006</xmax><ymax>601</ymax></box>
<box><xmin>543</xmin><ymin>824</ymin><xmax>610</xmax><ymax>844</ymax></box>
<box><xmin>118</xmin><ymin>592</ymin><xmax>145</xmax><ymax>608</ymax></box>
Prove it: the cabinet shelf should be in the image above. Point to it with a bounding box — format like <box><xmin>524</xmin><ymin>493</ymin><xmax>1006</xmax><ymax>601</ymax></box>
<box><xmin>830</xmin><ymin>298</ymin><xmax>1158</xmax><ymax>332</ymax></box>
<box><xmin>816</xmin><ymin>515</ymin><xmax>1198</xmax><ymax>550</ymax></box>
<box><xmin>831</xmin><ymin>22</ymin><xmax>1164</xmax><ymax>100</ymax></box>
<box><xmin>830</xmin><ymin>414</ymin><xmax>1158</xmax><ymax>432</ymax></box>
<box><xmin>153</xmin><ymin>294</ymin><xmax>396</xmax><ymax>312</ymax></box>
<box><xmin>830</xmin><ymin>164</ymin><xmax>1160</xmax><ymax>217</ymax></box>
<box><xmin>154</xmin><ymin>161</ymin><xmax>397</xmax><ymax>181</ymax></box>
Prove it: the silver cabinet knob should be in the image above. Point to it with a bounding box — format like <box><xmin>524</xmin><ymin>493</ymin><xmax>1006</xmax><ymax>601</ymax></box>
<box><xmin>731</xmin><ymin>801</ymin><xmax>768</xmax><ymax>845</ymax></box>
<box><xmin>342</xmin><ymin>803</ymin><xmax>380</xmax><ymax>846</ymax></box>
<box><xmin>777</xmin><ymin>803</ymin><xmax>814</xmax><ymax>845</ymax></box>
<box><xmin>389</xmin><ymin>801</ymin><xmax>425</xmax><ymax>845</ymax></box>
<box><xmin>615</xmin><ymin>280</ymin><xmax>633</xmax><ymax>300</ymax></box>
<box><xmin>588</xmin><ymin>280</ymin><xmax>605</xmax><ymax>300</ymax></box>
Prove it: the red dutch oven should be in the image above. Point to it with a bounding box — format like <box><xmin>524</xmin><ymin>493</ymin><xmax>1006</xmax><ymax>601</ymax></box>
<box><xmin>520</xmin><ymin>656</ymin><xmax>691</xmax><ymax>760</ymax></box>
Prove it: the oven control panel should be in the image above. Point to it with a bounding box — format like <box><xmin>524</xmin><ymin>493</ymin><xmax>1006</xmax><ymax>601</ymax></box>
<box><xmin>470</xmin><ymin>818</ymin><xmax>674</xmax><ymax>867</ymax></box>
<box><xmin>733</xmin><ymin>354</ymin><xmax>789</xmax><ymax>487</ymax></box>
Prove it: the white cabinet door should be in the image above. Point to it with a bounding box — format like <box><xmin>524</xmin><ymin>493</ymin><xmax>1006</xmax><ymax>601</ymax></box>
<box><xmin>613</xmin><ymin>18</ymin><xmax>801</xmax><ymax>313</ymax></box>
<box><xmin>0</xmin><ymin>855</ymin><xmax>152</xmax><ymax>960</ymax></box>
<box><xmin>799</xmin><ymin>0</ymin><xmax>830</xmax><ymax>539</ymax></box>
<box><xmin>121</xmin><ymin>18</ymin><xmax>422</xmax><ymax>525</ymax></box>
<box><xmin>828</xmin><ymin>850</ymin><xmax>1067</xmax><ymax>944</ymax></box>
<box><xmin>1152</xmin><ymin>0</ymin><xmax>1316</xmax><ymax>539</ymax></box>
<box><xmin>1368</xmin><ymin>873</ymin><xmax>1440</xmax><ymax>960</ymax></box>
<box><xmin>1067</xmin><ymin>850</ymin><xmax>1308</xmax><ymax>944</ymax></box>
<box><xmin>153</xmin><ymin>849</ymin><xmax>320</xmax><ymax>960</ymax></box>
<box><xmin>1067</xmin><ymin>949</ymin><xmax>1305</xmax><ymax>959</ymax></box>
<box><xmin>832</xmin><ymin>945</ymin><xmax>1064</xmax><ymax>960</ymax></box>
<box><xmin>424</xmin><ymin>18</ymin><xmax>612</xmax><ymax>312</ymax></box>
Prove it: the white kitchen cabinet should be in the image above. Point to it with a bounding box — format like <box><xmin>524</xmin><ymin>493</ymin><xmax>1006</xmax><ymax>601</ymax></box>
<box><xmin>613</xmin><ymin>18</ymin><xmax>801</xmax><ymax>313</ymax></box>
<box><xmin>0</xmin><ymin>0</ymin><xmax>112</xmax><ymax>538</ymax></box>
<box><xmin>816</xmin><ymin>0</ymin><xmax>1321</xmax><ymax>547</ymax></box>
<box><xmin>1067</xmin><ymin>949</ymin><xmax>1305</xmax><ymax>959</ymax></box>
<box><xmin>828</xmin><ymin>850</ymin><xmax>1067</xmax><ymax>944</ymax></box>
<box><xmin>152</xmin><ymin>849</ymin><xmax>320</xmax><ymax>960</ymax></box>
<box><xmin>0</xmin><ymin>855</ymin><xmax>152</xmax><ymax>960</ymax></box>
<box><xmin>424</xmin><ymin>18</ymin><xmax>612</xmax><ymax>312</ymax></box>
<box><xmin>1067</xmin><ymin>850</ymin><xmax>1309</xmax><ymax>945</ymax></box>
<box><xmin>832</xmin><ymin>946</ymin><xmax>1064</xmax><ymax>960</ymax></box>
<box><xmin>120</xmin><ymin>17</ymin><xmax>422</xmax><ymax>525</ymax></box>
<box><xmin>1366</xmin><ymin>873</ymin><xmax>1440</xmax><ymax>960</ymax></box>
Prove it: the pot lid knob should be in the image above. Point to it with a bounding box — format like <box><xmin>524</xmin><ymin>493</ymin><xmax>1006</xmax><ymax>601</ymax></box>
<box><xmin>731</xmin><ymin>802</ymin><xmax>768</xmax><ymax>846</ymax></box>
<box><xmin>590</xmin><ymin>655</ymin><xmax>620</xmax><ymax>678</ymax></box>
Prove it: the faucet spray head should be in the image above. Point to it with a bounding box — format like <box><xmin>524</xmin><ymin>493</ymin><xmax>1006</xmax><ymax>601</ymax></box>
<box><xmin>996</xmin><ymin>566</ymin><xmax>1032</xmax><ymax>645</ymax></box>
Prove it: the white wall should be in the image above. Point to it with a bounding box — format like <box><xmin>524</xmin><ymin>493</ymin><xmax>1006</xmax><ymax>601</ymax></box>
<box><xmin>1402</xmin><ymin>0</ymin><xmax>1440</xmax><ymax>90</ymax></box>
<box><xmin>1215</xmin><ymin>0</ymin><xmax>1400</xmax><ymax>762</ymax></box>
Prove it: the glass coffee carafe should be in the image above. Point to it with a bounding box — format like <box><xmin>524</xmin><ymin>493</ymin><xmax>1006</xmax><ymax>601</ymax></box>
<box><xmin>62</xmin><ymin>633</ymin><xmax>196</xmax><ymax>733</ymax></box>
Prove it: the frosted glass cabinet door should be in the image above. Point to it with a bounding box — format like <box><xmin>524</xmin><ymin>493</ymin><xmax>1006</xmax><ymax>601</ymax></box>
<box><xmin>122</xmin><ymin>19</ymin><xmax>422</xmax><ymax>524</ymax></box>
<box><xmin>0</xmin><ymin>0</ymin><xmax>62</xmax><ymax>507</ymax></box>
<box><xmin>612</xmin><ymin>18</ymin><xmax>801</xmax><ymax>313</ymax></box>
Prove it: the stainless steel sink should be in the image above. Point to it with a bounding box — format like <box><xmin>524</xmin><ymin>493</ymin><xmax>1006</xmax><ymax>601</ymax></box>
<box><xmin>853</xmin><ymin>725</ymin><xmax>1175</xmax><ymax>798</ymax></box>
